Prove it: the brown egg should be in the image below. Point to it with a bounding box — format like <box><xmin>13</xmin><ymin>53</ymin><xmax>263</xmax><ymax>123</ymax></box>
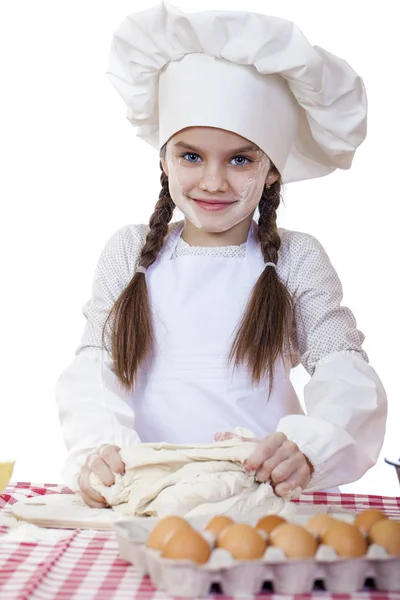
<box><xmin>256</xmin><ymin>515</ymin><xmax>286</xmax><ymax>535</ymax></box>
<box><xmin>217</xmin><ymin>524</ymin><xmax>266</xmax><ymax>560</ymax></box>
<box><xmin>270</xmin><ymin>523</ymin><xmax>318</xmax><ymax>558</ymax></box>
<box><xmin>205</xmin><ymin>515</ymin><xmax>234</xmax><ymax>537</ymax></box>
<box><xmin>306</xmin><ymin>514</ymin><xmax>336</xmax><ymax>537</ymax></box>
<box><xmin>369</xmin><ymin>518</ymin><xmax>400</xmax><ymax>556</ymax></box>
<box><xmin>353</xmin><ymin>509</ymin><xmax>387</xmax><ymax>533</ymax></box>
<box><xmin>322</xmin><ymin>521</ymin><xmax>367</xmax><ymax>558</ymax></box>
<box><xmin>147</xmin><ymin>516</ymin><xmax>191</xmax><ymax>551</ymax></box>
<box><xmin>162</xmin><ymin>526</ymin><xmax>211</xmax><ymax>564</ymax></box>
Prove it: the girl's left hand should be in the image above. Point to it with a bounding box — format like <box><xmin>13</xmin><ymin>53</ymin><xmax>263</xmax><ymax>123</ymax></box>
<box><xmin>214</xmin><ymin>431</ymin><xmax>313</xmax><ymax>499</ymax></box>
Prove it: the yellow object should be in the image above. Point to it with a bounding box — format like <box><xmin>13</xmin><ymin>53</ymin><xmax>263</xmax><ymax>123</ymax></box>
<box><xmin>0</xmin><ymin>461</ymin><xmax>15</xmax><ymax>494</ymax></box>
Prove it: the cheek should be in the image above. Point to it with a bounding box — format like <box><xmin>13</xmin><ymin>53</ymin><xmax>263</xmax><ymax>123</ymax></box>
<box><xmin>167</xmin><ymin>165</ymin><xmax>196</xmax><ymax>205</ymax></box>
<box><xmin>232</xmin><ymin>172</ymin><xmax>266</xmax><ymax>207</ymax></box>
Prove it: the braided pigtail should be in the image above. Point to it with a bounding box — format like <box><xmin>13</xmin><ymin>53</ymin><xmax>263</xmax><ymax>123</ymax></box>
<box><xmin>230</xmin><ymin>179</ymin><xmax>293</xmax><ymax>390</ymax></box>
<box><xmin>103</xmin><ymin>163</ymin><xmax>175</xmax><ymax>390</ymax></box>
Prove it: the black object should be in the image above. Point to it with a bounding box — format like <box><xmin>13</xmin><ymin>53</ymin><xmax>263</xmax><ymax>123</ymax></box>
<box><xmin>384</xmin><ymin>457</ymin><xmax>400</xmax><ymax>486</ymax></box>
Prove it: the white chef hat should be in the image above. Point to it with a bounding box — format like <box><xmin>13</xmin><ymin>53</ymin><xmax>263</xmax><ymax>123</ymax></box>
<box><xmin>106</xmin><ymin>1</ymin><xmax>367</xmax><ymax>183</ymax></box>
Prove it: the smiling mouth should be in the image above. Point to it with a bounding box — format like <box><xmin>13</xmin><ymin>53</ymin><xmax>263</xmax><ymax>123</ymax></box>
<box><xmin>192</xmin><ymin>199</ymin><xmax>236</xmax><ymax>212</ymax></box>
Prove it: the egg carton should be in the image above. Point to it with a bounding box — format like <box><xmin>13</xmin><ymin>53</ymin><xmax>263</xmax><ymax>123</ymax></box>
<box><xmin>112</xmin><ymin>518</ymin><xmax>400</xmax><ymax>596</ymax></box>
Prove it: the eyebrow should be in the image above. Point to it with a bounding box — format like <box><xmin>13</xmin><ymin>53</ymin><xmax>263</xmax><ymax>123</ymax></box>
<box><xmin>174</xmin><ymin>141</ymin><xmax>259</xmax><ymax>154</ymax></box>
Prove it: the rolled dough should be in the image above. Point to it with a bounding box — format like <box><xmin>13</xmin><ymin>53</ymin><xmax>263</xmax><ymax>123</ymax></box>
<box><xmin>89</xmin><ymin>433</ymin><xmax>292</xmax><ymax>520</ymax></box>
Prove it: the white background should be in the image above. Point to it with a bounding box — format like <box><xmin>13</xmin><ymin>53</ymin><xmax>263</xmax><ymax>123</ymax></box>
<box><xmin>1</xmin><ymin>0</ymin><xmax>398</xmax><ymax>496</ymax></box>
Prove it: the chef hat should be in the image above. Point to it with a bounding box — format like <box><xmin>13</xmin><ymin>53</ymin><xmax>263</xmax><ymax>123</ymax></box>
<box><xmin>106</xmin><ymin>1</ymin><xmax>367</xmax><ymax>183</ymax></box>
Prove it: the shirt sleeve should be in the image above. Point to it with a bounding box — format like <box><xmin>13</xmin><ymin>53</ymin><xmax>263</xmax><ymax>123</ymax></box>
<box><xmin>76</xmin><ymin>224</ymin><xmax>148</xmax><ymax>354</ymax></box>
<box><xmin>276</xmin><ymin>232</ymin><xmax>387</xmax><ymax>490</ymax></box>
<box><xmin>55</xmin><ymin>224</ymin><xmax>148</xmax><ymax>490</ymax></box>
<box><xmin>287</xmin><ymin>232</ymin><xmax>368</xmax><ymax>374</ymax></box>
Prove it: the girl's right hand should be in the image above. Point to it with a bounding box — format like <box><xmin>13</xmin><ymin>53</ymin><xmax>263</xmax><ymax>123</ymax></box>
<box><xmin>78</xmin><ymin>444</ymin><xmax>125</xmax><ymax>508</ymax></box>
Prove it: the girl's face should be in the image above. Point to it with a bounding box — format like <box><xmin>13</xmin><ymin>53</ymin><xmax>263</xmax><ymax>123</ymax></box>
<box><xmin>162</xmin><ymin>127</ymin><xmax>278</xmax><ymax>234</ymax></box>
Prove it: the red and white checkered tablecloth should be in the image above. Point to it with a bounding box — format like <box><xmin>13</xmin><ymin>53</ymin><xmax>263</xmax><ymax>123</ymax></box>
<box><xmin>0</xmin><ymin>482</ymin><xmax>399</xmax><ymax>600</ymax></box>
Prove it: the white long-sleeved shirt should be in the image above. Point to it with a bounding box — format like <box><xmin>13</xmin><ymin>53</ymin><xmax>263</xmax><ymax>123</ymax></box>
<box><xmin>56</xmin><ymin>222</ymin><xmax>387</xmax><ymax>491</ymax></box>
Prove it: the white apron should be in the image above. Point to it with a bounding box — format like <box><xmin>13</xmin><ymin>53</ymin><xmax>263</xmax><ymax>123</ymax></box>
<box><xmin>131</xmin><ymin>222</ymin><xmax>304</xmax><ymax>443</ymax></box>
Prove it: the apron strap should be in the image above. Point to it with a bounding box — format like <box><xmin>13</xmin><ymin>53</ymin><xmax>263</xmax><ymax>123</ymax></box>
<box><xmin>162</xmin><ymin>222</ymin><xmax>185</xmax><ymax>259</ymax></box>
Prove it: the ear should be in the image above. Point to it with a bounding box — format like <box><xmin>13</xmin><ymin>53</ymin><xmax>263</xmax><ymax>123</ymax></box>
<box><xmin>265</xmin><ymin>169</ymin><xmax>280</xmax><ymax>186</ymax></box>
<box><xmin>161</xmin><ymin>157</ymin><xmax>169</xmax><ymax>178</ymax></box>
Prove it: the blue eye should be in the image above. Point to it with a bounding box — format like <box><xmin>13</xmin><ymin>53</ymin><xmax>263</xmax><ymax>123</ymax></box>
<box><xmin>182</xmin><ymin>152</ymin><xmax>201</xmax><ymax>163</ymax></box>
<box><xmin>180</xmin><ymin>152</ymin><xmax>252</xmax><ymax>165</ymax></box>
<box><xmin>231</xmin><ymin>156</ymin><xmax>250</xmax><ymax>166</ymax></box>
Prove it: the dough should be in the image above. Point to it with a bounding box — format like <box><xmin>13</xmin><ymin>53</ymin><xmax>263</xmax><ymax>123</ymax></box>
<box><xmin>89</xmin><ymin>431</ymin><xmax>291</xmax><ymax>520</ymax></box>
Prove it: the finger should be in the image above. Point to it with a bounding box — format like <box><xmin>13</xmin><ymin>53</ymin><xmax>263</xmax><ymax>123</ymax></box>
<box><xmin>79</xmin><ymin>469</ymin><xmax>107</xmax><ymax>507</ymax></box>
<box><xmin>254</xmin><ymin>441</ymin><xmax>299</xmax><ymax>482</ymax></box>
<box><xmin>214</xmin><ymin>432</ymin><xmax>234</xmax><ymax>441</ymax></box>
<box><xmin>270</xmin><ymin>457</ymin><xmax>302</xmax><ymax>485</ymax></box>
<box><xmin>271</xmin><ymin>453</ymin><xmax>311</xmax><ymax>486</ymax></box>
<box><xmin>215</xmin><ymin>432</ymin><xmax>252</xmax><ymax>442</ymax></box>
<box><xmin>273</xmin><ymin>465</ymin><xmax>311</xmax><ymax>498</ymax></box>
<box><xmin>99</xmin><ymin>445</ymin><xmax>125</xmax><ymax>475</ymax></box>
<box><xmin>274</xmin><ymin>482</ymin><xmax>303</xmax><ymax>500</ymax></box>
<box><xmin>245</xmin><ymin>432</ymin><xmax>286</xmax><ymax>472</ymax></box>
<box><xmin>81</xmin><ymin>490</ymin><xmax>108</xmax><ymax>509</ymax></box>
<box><xmin>88</xmin><ymin>454</ymin><xmax>115</xmax><ymax>486</ymax></box>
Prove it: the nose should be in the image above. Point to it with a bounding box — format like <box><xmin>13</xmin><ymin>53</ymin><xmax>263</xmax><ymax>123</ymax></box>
<box><xmin>198</xmin><ymin>162</ymin><xmax>229</xmax><ymax>193</ymax></box>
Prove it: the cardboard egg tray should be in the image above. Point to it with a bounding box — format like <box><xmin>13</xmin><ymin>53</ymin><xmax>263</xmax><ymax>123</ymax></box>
<box><xmin>112</xmin><ymin>516</ymin><xmax>400</xmax><ymax>596</ymax></box>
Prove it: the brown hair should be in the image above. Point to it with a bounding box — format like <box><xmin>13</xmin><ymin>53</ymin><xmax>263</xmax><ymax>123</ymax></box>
<box><xmin>229</xmin><ymin>176</ymin><xmax>293</xmax><ymax>390</ymax></box>
<box><xmin>103</xmin><ymin>156</ymin><xmax>293</xmax><ymax>392</ymax></box>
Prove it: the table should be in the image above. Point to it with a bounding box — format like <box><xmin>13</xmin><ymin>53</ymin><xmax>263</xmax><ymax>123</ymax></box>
<box><xmin>0</xmin><ymin>483</ymin><xmax>399</xmax><ymax>600</ymax></box>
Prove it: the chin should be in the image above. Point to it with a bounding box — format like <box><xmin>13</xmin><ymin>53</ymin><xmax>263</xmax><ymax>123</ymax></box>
<box><xmin>195</xmin><ymin>222</ymin><xmax>231</xmax><ymax>234</ymax></box>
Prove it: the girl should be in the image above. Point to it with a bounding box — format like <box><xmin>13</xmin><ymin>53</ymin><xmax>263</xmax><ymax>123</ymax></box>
<box><xmin>56</xmin><ymin>2</ymin><xmax>387</xmax><ymax>509</ymax></box>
